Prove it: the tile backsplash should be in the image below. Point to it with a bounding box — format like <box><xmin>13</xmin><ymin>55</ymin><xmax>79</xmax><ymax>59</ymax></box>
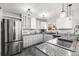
<box><xmin>22</xmin><ymin>29</ymin><xmax>41</xmax><ymax>35</ymax></box>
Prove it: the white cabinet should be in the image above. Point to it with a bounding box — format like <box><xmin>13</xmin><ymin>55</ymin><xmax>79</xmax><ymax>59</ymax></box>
<box><xmin>41</xmin><ymin>22</ymin><xmax>47</xmax><ymax>29</ymax></box>
<box><xmin>22</xmin><ymin>15</ymin><xmax>36</xmax><ymax>29</ymax></box>
<box><xmin>36</xmin><ymin>18</ymin><xmax>48</xmax><ymax>29</ymax></box>
<box><xmin>22</xmin><ymin>15</ymin><xmax>31</xmax><ymax>29</ymax></box>
<box><xmin>36</xmin><ymin>20</ymin><xmax>41</xmax><ymax>29</ymax></box>
<box><xmin>23</xmin><ymin>34</ymin><xmax>43</xmax><ymax>48</ymax></box>
<box><xmin>31</xmin><ymin>18</ymin><xmax>36</xmax><ymax>29</ymax></box>
<box><xmin>35</xmin><ymin>34</ymin><xmax>43</xmax><ymax>43</ymax></box>
<box><xmin>23</xmin><ymin>36</ymin><xmax>30</xmax><ymax>48</ymax></box>
<box><xmin>44</xmin><ymin>34</ymin><xmax>53</xmax><ymax>42</ymax></box>
<box><xmin>23</xmin><ymin>34</ymin><xmax>53</xmax><ymax>48</ymax></box>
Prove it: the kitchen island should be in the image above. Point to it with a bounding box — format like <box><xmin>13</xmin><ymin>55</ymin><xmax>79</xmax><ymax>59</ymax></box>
<box><xmin>34</xmin><ymin>38</ymin><xmax>79</xmax><ymax>56</ymax></box>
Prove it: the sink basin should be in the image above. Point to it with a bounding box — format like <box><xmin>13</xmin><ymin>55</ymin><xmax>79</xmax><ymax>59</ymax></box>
<box><xmin>57</xmin><ymin>39</ymin><xmax>73</xmax><ymax>48</ymax></box>
<box><xmin>47</xmin><ymin>38</ymin><xmax>73</xmax><ymax>49</ymax></box>
<box><xmin>47</xmin><ymin>38</ymin><xmax>77</xmax><ymax>52</ymax></box>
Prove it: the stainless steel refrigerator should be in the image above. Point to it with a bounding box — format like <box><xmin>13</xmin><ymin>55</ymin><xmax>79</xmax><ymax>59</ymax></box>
<box><xmin>1</xmin><ymin>18</ymin><xmax>23</xmax><ymax>56</ymax></box>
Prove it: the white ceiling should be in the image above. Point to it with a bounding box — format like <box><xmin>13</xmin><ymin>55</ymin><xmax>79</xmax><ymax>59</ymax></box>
<box><xmin>0</xmin><ymin>3</ymin><xmax>79</xmax><ymax>23</ymax></box>
<box><xmin>0</xmin><ymin>3</ymin><xmax>62</xmax><ymax>19</ymax></box>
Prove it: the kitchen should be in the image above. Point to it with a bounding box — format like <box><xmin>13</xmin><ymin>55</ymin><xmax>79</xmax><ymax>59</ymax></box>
<box><xmin>0</xmin><ymin>3</ymin><xmax>79</xmax><ymax>56</ymax></box>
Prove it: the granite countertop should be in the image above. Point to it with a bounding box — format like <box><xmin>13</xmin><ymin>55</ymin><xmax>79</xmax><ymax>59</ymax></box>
<box><xmin>22</xmin><ymin>32</ymin><xmax>56</xmax><ymax>36</ymax></box>
<box><xmin>35</xmin><ymin>39</ymin><xmax>79</xmax><ymax>56</ymax></box>
<box><xmin>35</xmin><ymin>43</ymin><xmax>74</xmax><ymax>56</ymax></box>
<box><xmin>23</xmin><ymin>33</ymin><xmax>43</xmax><ymax>36</ymax></box>
<box><xmin>46</xmin><ymin>38</ymin><xmax>77</xmax><ymax>52</ymax></box>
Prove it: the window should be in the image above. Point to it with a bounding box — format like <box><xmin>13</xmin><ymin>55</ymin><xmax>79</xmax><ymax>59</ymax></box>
<box><xmin>56</xmin><ymin>17</ymin><xmax>72</xmax><ymax>29</ymax></box>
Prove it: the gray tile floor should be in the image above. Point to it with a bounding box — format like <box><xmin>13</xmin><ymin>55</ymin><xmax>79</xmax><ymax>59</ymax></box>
<box><xmin>15</xmin><ymin>48</ymin><xmax>36</xmax><ymax>56</ymax></box>
<box><xmin>15</xmin><ymin>43</ymin><xmax>43</xmax><ymax>56</ymax></box>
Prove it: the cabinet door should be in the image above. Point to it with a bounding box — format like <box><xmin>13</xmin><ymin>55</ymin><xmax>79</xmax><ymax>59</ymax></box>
<box><xmin>37</xmin><ymin>34</ymin><xmax>43</xmax><ymax>43</ymax></box>
<box><xmin>40</xmin><ymin>34</ymin><xmax>43</xmax><ymax>42</ymax></box>
<box><xmin>31</xmin><ymin>18</ymin><xmax>36</xmax><ymax>29</ymax></box>
<box><xmin>34</xmin><ymin>35</ymin><xmax>38</xmax><ymax>44</ymax></box>
<box><xmin>23</xmin><ymin>34</ymin><xmax>43</xmax><ymax>48</ymax></box>
<box><xmin>44</xmin><ymin>34</ymin><xmax>53</xmax><ymax>42</ymax></box>
<box><xmin>44</xmin><ymin>34</ymin><xmax>48</xmax><ymax>42</ymax></box>
<box><xmin>23</xmin><ymin>36</ymin><xmax>29</xmax><ymax>48</ymax></box>
<box><xmin>28</xmin><ymin>36</ymin><xmax>33</xmax><ymax>46</ymax></box>
<box><xmin>22</xmin><ymin>15</ymin><xmax>31</xmax><ymax>29</ymax></box>
<box><xmin>23</xmin><ymin>36</ymin><xmax>33</xmax><ymax>48</ymax></box>
<box><xmin>47</xmin><ymin>35</ymin><xmax>53</xmax><ymax>40</ymax></box>
<box><xmin>5</xmin><ymin>43</ymin><xmax>13</xmax><ymax>56</ymax></box>
<box><xmin>31</xmin><ymin>35</ymin><xmax>36</xmax><ymax>45</ymax></box>
<box><xmin>19</xmin><ymin>41</ymin><xmax>23</xmax><ymax>52</ymax></box>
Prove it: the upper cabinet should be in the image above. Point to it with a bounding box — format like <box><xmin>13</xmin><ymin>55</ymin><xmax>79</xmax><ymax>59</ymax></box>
<box><xmin>22</xmin><ymin>8</ymin><xmax>48</xmax><ymax>30</ymax></box>
<box><xmin>22</xmin><ymin>14</ymin><xmax>31</xmax><ymax>29</ymax></box>
<box><xmin>36</xmin><ymin>18</ymin><xmax>48</xmax><ymax>29</ymax></box>
<box><xmin>22</xmin><ymin>14</ymin><xmax>48</xmax><ymax>30</ymax></box>
<box><xmin>31</xmin><ymin>17</ymin><xmax>36</xmax><ymax>29</ymax></box>
<box><xmin>22</xmin><ymin>8</ymin><xmax>32</xmax><ymax>29</ymax></box>
<box><xmin>22</xmin><ymin>14</ymin><xmax>36</xmax><ymax>29</ymax></box>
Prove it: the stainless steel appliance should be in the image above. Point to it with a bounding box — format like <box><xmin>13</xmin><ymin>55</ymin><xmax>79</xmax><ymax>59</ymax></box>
<box><xmin>1</xmin><ymin>18</ymin><xmax>23</xmax><ymax>56</ymax></box>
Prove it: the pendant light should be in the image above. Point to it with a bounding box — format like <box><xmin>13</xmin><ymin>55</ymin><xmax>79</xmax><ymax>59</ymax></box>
<box><xmin>67</xmin><ymin>3</ymin><xmax>69</xmax><ymax>17</ymax></box>
<box><xmin>68</xmin><ymin>4</ymin><xmax>72</xmax><ymax>20</ymax></box>
<box><xmin>66</xmin><ymin>3</ymin><xmax>70</xmax><ymax>20</ymax></box>
<box><xmin>60</xmin><ymin>3</ymin><xmax>66</xmax><ymax>18</ymax></box>
<box><xmin>26</xmin><ymin>8</ymin><xmax>32</xmax><ymax>16</ymax></box>
<box><xmin>66</xmin><ymin>3</ymin><xmax>72</xmax><ymax>20</ymax></box>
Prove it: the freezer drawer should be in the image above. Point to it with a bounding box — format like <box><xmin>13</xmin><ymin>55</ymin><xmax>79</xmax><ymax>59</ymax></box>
<box><xmin>5</xmin><ymin>43</ymin><xmax>12</xmax><ymax>56</ymax></box>
<box><xmin>4</xmin><ymin>41</ymin><xmax>23</xmax><ymax>56</ymax></box>
<box><xmin>18</xmin><ymin>41</ymin><xmax>23</xmax><ymax>52</ymax></box>
<box><xmin>12</xmin><ymin>42</ymin><xmax>19</xmax><ymax>55</ymax></box>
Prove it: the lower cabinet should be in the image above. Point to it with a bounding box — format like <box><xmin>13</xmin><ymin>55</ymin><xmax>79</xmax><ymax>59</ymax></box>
<box><xmin>43</xmin><ymin>34</ymin><xmax>53</xmax><ymax>42</ymax></box>
<box><xmin>23</xmin><ymin>34</ymin><xmax>43</xmax><ymax>48</ymax></box>
<box><xmin>23</xmin><ymin>34</ymin><xmax>53</xmax><ymax>48</ymax></box>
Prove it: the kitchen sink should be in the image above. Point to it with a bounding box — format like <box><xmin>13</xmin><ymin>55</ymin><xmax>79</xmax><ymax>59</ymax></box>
<box><xmin>47</xmin><ymin>38</ymin><xmax>73</xmax><ymax>49</ymax></box>
<box><xmin>57</xmin><ymin>39</ymin><xmax>73</xmax><ymax>48</ymax></box>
